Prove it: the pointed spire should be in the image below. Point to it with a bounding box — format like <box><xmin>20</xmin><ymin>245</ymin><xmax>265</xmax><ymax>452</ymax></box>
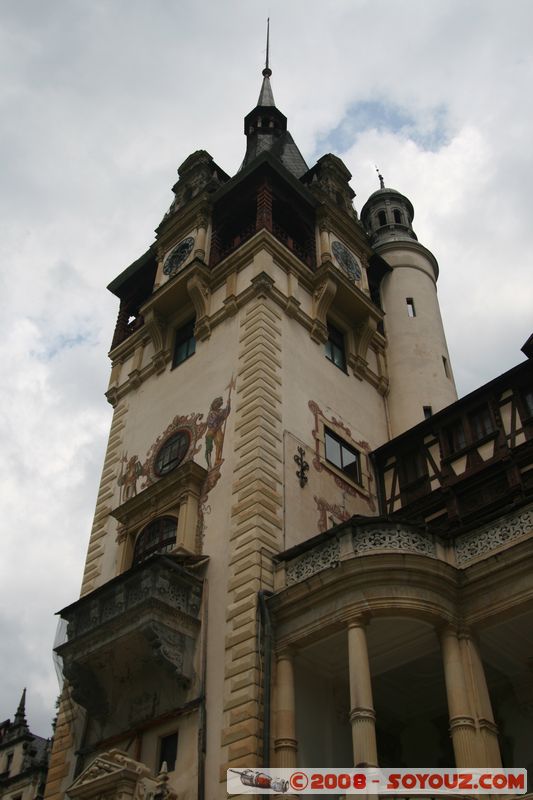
<box><xmin>14</xmin><ymin>687</ymin><xmax>28</xmax><ymax>728</ymax></box>
<box><xmin>257</xmin><ymin>19</ymin><xmax>275</xmax><ymax>107</ymax></box>
<box><xmin>241</xmin><ymin>22</ymin><xmax>308</xmax><ymax>179</ymax></box>
<box><xmin>264</xmin><ymin>18</ymin><xmax>271</xmax><ymax>77</ymax></box>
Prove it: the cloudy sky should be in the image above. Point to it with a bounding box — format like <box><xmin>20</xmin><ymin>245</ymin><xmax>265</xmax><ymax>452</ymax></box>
<box><xmin>1</xmin><ymin>0</ymin><xmax>532</xmax><ymax>737</ymax></box>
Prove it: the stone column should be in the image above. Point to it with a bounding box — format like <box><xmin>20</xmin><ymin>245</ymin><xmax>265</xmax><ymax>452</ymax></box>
<box><xmin>319</xmin><ymin>223</ymin><xmax>331</xmax><ymax>263</ymax></box>
<box><xmin>347</xmin><ymin>618</ymin><xmax>378</xmax><ymax>767</ymax></box>
<box><xmin>194</xmin><ymin>213</ymin><xmax>208</xmax><ymax>260</ymax></box>
<box><xmin>274</xmin><ymin>650</ymin><xmax>298</xmax><ymax>768</ymax></box>
<box><xmin>440</xmin><ymin>625</ymin><xmax>479</xmax><ymax>766</ymax></box>
<box><xmin>460</xmin><ymin>631</ymin><xmax>502</xmax><ymax>767</ymax></box>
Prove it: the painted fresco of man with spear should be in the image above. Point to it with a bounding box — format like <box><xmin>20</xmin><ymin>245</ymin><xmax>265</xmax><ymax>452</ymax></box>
<box><xmin>205</xmin><ymin>376</ymin><xmax>235</xmax><ymax>469</ymax></box>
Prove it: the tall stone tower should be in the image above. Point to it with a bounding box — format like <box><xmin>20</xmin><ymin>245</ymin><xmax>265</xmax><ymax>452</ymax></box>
<box><xmin>42</xmin><ymin>59</ymin><xmax>506</xmax><ymax>800</ymax></box>
<box><xmin>361</xmin><ymin>178</ymin><xmax>457</xmax><ymax>436</ymax></box>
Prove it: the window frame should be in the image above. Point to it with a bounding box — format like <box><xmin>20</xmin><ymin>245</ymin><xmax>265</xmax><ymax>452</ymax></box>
<box><xmin>468</xmin><ymin>404</ymin><xmax>495</xmax><ymax>442</ymax></box>
<box><xmin>172</xmin><ymin>317</ymin><xmax>196</xmax><ymax>369</ymax></box>
<box><xmin>154</xmin><ymin>430</ymin><xmax>191</xmax><ymax>477</ymax></box>
<box><xmin>324</xmin><ymin>426</ymin><xmax>362</xmax><ymax>486</ymax></box>
<box><xmin>325</xmin><ymin>321</ymin><xmax>347</xmax><ymax>373</ymax></box>
<box><xmin>158</xmin><ymin>731</ymin><xmax>178</xmax><ymax>773</ymax></box>
<box><xmin>132</xmin><ymin>516</ymin><xmax>178</xmax><ymax>566</ymax></box>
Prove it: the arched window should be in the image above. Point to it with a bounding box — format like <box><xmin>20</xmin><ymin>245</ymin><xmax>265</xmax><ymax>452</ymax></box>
<box><xmin>378</xmin><ymin>210</ymin><xmax>387</xmax><ymax>227</ymax></box>
<box><xmin>133</xmin><ymin>517</ymin><xmax>177</xmax><ymax>565</ymax></box>
<box><xmin>393</xmin><ymin>208</ymin><xmax>403</xmax><ymax>224</ymax></box>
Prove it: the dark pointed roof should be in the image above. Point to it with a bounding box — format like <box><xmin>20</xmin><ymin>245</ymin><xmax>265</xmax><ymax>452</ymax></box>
<box><xmin>240</xmin><ymin>61</ymin><xmax>308</xmax><ymax>179</ymax></box>
<box><xmin>13</xmin><ymin>687</ymin><xmax>28</xmax><ymax>729</ymax></box>
<box><xmin>257</xmin><ymin>73</ymin><xmax>275</xmax><ymax>107</ymax></box>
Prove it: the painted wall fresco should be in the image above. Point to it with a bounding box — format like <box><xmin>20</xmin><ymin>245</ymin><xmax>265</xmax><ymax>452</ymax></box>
<box><xmin>116</xmin><ymin>377</ymin><xmax>235</xmax><ymax>551</ymax></box>
<box><xmin>314</xmin><ymin>496</ymin><xmax>351</xmax><ymax>533</ymax></box>
<box><xmin>196</xmin><ymin>376</ymin><xmax>236</xmax><ymax>549</ymax></box>
<box><xmin>305</xmin><ymin>399</ymin><xmax>376</xmax><ymax>533</ymax></box>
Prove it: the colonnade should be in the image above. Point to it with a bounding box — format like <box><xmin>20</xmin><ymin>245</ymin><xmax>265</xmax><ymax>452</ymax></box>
<box><xmin>273</xmin><ymin>619</ymin><xmax>501</xmax><ymax>769</ymax></box>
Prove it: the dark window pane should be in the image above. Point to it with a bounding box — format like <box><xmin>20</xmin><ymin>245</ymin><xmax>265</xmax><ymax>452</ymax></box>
<box><xmin>325</xmin><ymin>428</ymin><xmax>361</xmax><ymax>484</ymax></box>
<box><xmin>159</xmin><ymin>732</ymin><xmax>178</xmax><ymax>772</ymax></box>
<box><xmin>133</xmin><ymin>517</ymin><xmax>177</xmax><ymax>565</ymax></box>
<box><xmin>445</xmin><ymin>420</ymin><xmax>466</xmax><ymax>453</ymax></box>
<box><xmin>325</xmin><ymin>431</ymin><xmax>342</xmax><ymax>468</ymax></box>
<box><xmin>469</xmin><ymin>406</ymin><xmax>494</xmax><ymax>440</ymax></box>
<box><xmin>155</xmin><ymin>430</ymin><xmax>190</xmax><ymax>475</ymax></box>
<box><xmin>325</xmin><ymin>323</ymin><xmax>346</xmax><ymax>371</ymax></box>
<box><xmin>173</xmin><ymin>318</ymin><xmax>196</xmax><ymax>368</ymax></box>
<box><xmin>523</xmin><ymin>388</ymin><xmax>533</xmax><ymax>416</ymax></box>
<box><xmin>402</xmin><ymin>449</ymin><xmax>427</xmax><ymax>484</ymax></box>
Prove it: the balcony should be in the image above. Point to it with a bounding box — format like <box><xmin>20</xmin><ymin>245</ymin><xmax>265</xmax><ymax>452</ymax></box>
<box><xmin>56</xmin><ymin>556</ymin><xmax>203</xmax><ymax>730</ymax></box>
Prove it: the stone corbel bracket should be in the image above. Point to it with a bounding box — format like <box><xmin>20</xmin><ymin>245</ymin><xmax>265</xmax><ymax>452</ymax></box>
<box><xmin>187</xmin><ymin>272</ymin><xmax>212</xmax><ymax>341</ymax></box>
<box><xmin>311</xmin><ymin>276</ymin><xmax>337</xmax><ymax>344</ymax></box>
<box><xmin>143</xmin><ymin>309</ymin><xmax>170</xmax><ymax>374</ymax></box>
<box><xmin>348</xmin><ymin>318</ymin><xmax>378</xmax><ymax>380</ymax></box>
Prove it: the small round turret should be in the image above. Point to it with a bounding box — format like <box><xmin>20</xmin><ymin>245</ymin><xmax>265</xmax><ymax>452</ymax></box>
<box><xmin>362</xmin><ymin>176</ymin><xmax>457</xmax><ymax>435</ymax></box>
<box><xmin>361</xmin><ymin>182</ymin><xmax>418</xmax><ymax>247</ymax></box>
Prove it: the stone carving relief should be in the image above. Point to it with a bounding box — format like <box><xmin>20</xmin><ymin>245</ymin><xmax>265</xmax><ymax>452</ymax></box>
<box><xmin>67</xmin><ymin>749</ymin><xmax>160</xmax><ymax>800</ymax></box>
<box><xmin>352</xmin><ymin>525</ymin><xmax>436</xmax><ymax>558</ymax></box>
<box><xmin>455</xmin><ymin>505</ymin><xmax>533</xmax><ymax>566</ymax></box>
<box><xmin>286</xmin><ymin>538</ymin><xmax>341</xmax><ymax>585</ymax></box>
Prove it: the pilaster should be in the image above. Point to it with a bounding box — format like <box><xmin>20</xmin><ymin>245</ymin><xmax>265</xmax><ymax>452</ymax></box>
<box><xmin>80</xmin><ymin>402</ymin><xmax>128</xmax><ymax>596</ymax></box>
<box><xmin>221</xmin><ymin>292</ymin><xmax>284</xmax><ymax>776</ymax></box>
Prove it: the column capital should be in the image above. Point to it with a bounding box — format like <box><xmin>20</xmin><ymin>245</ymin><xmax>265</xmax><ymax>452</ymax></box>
<box><xmin>276</xmin><ymin>646</ymin><xmax>297</xmax><ymax>661</ymax></box>
<box><xmin>437</xmin><ymin>621</ymin><xmax>460</xmax><ymax>639</ymax></box>
<box><xmin>347</xmin><ymin>613</ymin><xmax>370</xmax><ymax>630</ymax></box>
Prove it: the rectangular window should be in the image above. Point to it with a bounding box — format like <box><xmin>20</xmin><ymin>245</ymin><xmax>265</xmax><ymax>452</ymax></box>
<box><xmin>5</xmin><ymin>754</ymin><xmax>13</xmax><ymax>775</ymax></box>
<box><xmin>324</xmin><ymin>427</ymin><xmax>361</xmax><ymax>484</ymax></box>
<box><xmin>442</xmin><ymin>355</ymin><xmax>450</xmax><ymax>378</ymax></box>
<box><xmin>158</xmin><ymin>732</ymin><xmax>178</xmax><ymax>772</ymax></box>
<box><xmin>172</xmin><ymin>318</ymin><xmax>196</xmax><ymax>368</ymax></box>
<box><xmin>423</xmin><ymin>405</ymin><xmax>433</xmax><ymax>419</ymax></box>
<box><xmin>325</xmin><ymin>322</ymin><xmax>347</xmax><ymax>372</ymax></box>
<box><xmin>406</xmin><ymin>297</ymin><xmax>416</xmax><ymax>318</ymax></box>
<box><xmin>444</xmin><ymin>419</ymin><xmax>467</xmax><ymax>454</ymax></box>
<box><xmin>469</xmin><ymin>405</ymin><xmax>494</xmax><ymax>440</ymax></box>
<box><xmin>523</xmin><ymin>387</ymin><xmax>533</xmax><ymax>417</ymax></box>
<box><xmin>401</xmin><ymin>448</ymin><xmax>427</xmax><ymax>485</ymax></box>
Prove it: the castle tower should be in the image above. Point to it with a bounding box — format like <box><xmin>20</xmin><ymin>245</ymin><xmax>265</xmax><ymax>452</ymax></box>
<box><xmin>44</xmin><ymin>55</ymin><xmax>533</xmax><ymax>800</ymax></box>
<box><xmin>361</xmin><ymin>176</ymin><xmax>458</xmax><ymax>436</ymax></box>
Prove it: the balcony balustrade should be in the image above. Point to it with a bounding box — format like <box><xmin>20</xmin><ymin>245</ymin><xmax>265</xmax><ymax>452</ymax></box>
<box><xmin>56</xmin><ymin>555</ymin><xmax>202</xmax><ymax>727</ymax></box>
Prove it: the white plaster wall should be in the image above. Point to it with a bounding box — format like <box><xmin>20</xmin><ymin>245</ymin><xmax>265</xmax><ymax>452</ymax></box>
<box><xmin>379</xmin><ymin>247</ymin><xmax>457</xmax><ymax>436</ymax></box>
<box><xmin>281</xmin><ymin>314</ymin><xmax>389</xmax><ymax>547</ymax></box>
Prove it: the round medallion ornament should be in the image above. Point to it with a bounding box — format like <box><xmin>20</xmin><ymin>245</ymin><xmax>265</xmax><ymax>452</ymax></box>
<box><xmin>331</xmin><ymin>240</ymin><xmax>362</xmax><ymax>282</ymax></box>
<box><xmin>163</xmin><ymin>236</ymin><xmax>195</xmax><ymax>277</ymax></box>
